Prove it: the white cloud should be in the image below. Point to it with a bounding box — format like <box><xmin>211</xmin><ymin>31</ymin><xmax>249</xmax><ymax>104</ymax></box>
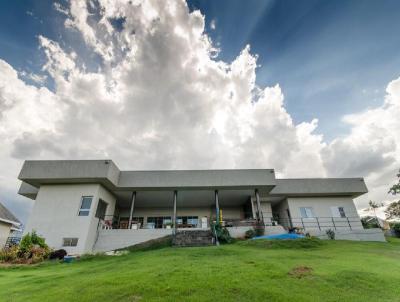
<box><xmin>0</xmin><ymin>0</ymin><xmax>399</xmax><ymax>222</ymax></box>
<box><xmin>20</xmin><ymin>71</ymin><xmax>48</xmax><ymax>85</ymax></box>
<box><xmin>210</xmin><ymin>19</ymin><xmax>216</xmax><ymax>30</ymax></box>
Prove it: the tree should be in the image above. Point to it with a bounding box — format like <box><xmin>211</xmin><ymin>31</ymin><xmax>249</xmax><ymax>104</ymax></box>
<box><xmin>386</xmin><ymin>169</ymin><xmax>400</xmax><ymax>219</ymax></box>
<box><xmin>368</xmin><ymin>200</ymin><xmax>383</xmax><ymax>214</ymax></box>
<box><xmin>385</xmin><ymin>201</ymin><xmax>400</xmax><ymax>219</ymax></box>
<box><xmin>368</xmin><ymin>201</ymin><xmax>383</xmax><ymax>227</ymax></box>
<box><xmin>388</xmin><ymin>169</ymin><xmax>400</xmax><ymax>195</ymax></box>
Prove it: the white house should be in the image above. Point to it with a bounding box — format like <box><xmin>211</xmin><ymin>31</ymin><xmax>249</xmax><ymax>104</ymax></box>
<box><xmin>0</xmin><ymin>202</ymin><xmax>21</xmax><ymax>248</ymax></box>
<box><xmin>18</xmin><ymin>160</ymin><xmax>384</xmax><ymax>254</ymax></box>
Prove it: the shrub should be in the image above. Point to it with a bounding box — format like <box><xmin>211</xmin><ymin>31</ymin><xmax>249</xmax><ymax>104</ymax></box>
<box><xmin>212</xmin><ymin>223</ymin><xmax>233</xmax><ymax>244</ymax></box>
<box><xmin>245</xmin><ymin>229</ymin><xmax>256</xmax><ymax>239</ymax></box>
<box><xmin>0</xmin><ymin>245</ymin><xmax>19</xmax><ymax>262</ymax></box>
<box><xmin>1</xmin><ymin>231</ymin><xmax>50</xmax><ymax>264</ymax></box>
<box><xmin>326</xmin><ymin>229</ymin><xmax>335</xmax><ymax>240</ymax></box>
<box><xmin>390</xmin><ymin>223</ymin><xmax>400</xmax><ymax>237</ymax></box>
<box><xmin>361</xmin><ymin>217</ymin><xmax>380</xmax><ymax>229</ymax></box>
<box><xmin>49</xmin><ymin>249</ymin><xmax>68</xmax><ymax>260</ymax></box>
<box><xmin>30</xmin><ymin>246</ymin><xmax>51</xmax><ymax>263</ymax></box>
<box><xmin>19</xmin><ymin>230</ymin><xmax>48</xmax><ymax>256</ymax></box>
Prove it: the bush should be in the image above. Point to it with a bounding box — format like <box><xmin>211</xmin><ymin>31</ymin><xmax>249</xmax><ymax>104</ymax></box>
<box><xmin>326</xmin><ymin>229</ymin><xmax>335</xmax><ymax>240</ymax></box>
<box><xmin>361</xmin><ymin>217</ymin><xmax>380</xmax><ymax>229</ymax></box>
<box><xmin>245</xmin><ymin>229</ymin><xmax>256</xmax><ymax>239</ymax></box>
<box><xmin>212</xmin><ymin>223</ymin><xmax>233</xmax><ymax>244</ymax></box>
<box><xmin>390</xmin><ymin>223</ymin><xmax>400</xmax><ymax>237</ymax></box>
<box><xmin>1</xmin><ymin>231</ymin><xmax>50</xmax><ymax>264</ymax></box>
<box><xmin>49</xmin><ymin>249</ymin><xmax>67</xmax><ymax>260</ymax></box>
<box><xmin>30</xmin><ymin>246</ymin><xmax>51</xmax><ymax>263</ymax></box>
<box><xmin>19</xmin><ymin>230</ymin><xmax>48</xmax><ymax>256</ymax></box>
<box><xmin>0</xmin><ymin>245</ymin><xmax>19</xmax><ymax>262</ymax></box>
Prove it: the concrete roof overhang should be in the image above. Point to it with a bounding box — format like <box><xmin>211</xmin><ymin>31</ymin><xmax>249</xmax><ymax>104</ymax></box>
<box><xmin>17</xmin><ymin>160</ymin><xmax>369</xmax><ymax>204</ymax></box>
<box><xmin>269</xmin><ymin>178</ymin><xmax>368</xmax><ymax>198</ymax></box>
<box><xmin>18</xmin><ymin>160</ymin><xmax>276</xmax><ymax>201</ymax></box>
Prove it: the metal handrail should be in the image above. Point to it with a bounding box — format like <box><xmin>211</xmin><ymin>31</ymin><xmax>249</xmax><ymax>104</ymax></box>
<box><xmin>278</xmin><ymin>216</ymin><xmax>361</xmax><ymax>231</ymax></box>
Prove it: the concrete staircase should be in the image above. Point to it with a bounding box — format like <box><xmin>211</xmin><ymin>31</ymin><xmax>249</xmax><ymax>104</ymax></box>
<box><xmin>172</xmin><ymin>230</ymin><xmax>214</xmax><ymax>247</ymax></box>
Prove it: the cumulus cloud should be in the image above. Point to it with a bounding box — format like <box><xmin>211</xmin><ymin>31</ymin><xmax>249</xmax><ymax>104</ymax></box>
<box><xmin>0</xmin><ymin>0</ymin><xmax>399</xmax><ymax>221</ymax></box>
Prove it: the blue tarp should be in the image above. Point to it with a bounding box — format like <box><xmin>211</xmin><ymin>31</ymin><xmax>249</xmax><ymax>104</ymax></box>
<box><xmin>252</xmin><ymin>233</ymin><xmax>305</xmax><ymax>240</ymax></box>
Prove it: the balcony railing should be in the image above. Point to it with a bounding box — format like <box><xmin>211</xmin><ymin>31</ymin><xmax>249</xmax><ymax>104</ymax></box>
<box><xmin>278</xmin><ymin>216</ymin><xmax>362</xmax><ymax>231</ymax></box>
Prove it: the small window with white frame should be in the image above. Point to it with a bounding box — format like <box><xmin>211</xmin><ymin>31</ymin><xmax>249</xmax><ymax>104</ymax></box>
<box><xmin>331</xmin><ymin>206</ymin><xmax>346</xmax><ymax>218</ymax></box>
<box><xmin>300</xmin><ymin>207</ymin><xmax>315</xmax><ymax>218</ymax></box>
<box><xmin>78</xmin><ymin>196</ymin><xmax>93</xmax><ymax>216</ymax></box>
<box><xmin>63</xmin><ymin>238</ymin><xmax>78</xmax><ymax>247</ymax></box>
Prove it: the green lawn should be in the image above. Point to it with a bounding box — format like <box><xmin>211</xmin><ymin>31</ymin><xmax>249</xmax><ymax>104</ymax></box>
<box><xmin>1</xmin><ymin>238</ymin><xmax>400</xmax><ymax>302</ymax></box>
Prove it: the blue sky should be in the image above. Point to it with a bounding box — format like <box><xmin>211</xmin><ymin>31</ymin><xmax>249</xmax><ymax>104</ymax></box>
<box><xmin>188</xmin><ymin>0</ymin><xmax>400</xmax><ymax>140</ymax></box>
<box><xmin>1</xmin><ymin>0</ymin><xmax>400</xmax><ymax>140</ymax></box>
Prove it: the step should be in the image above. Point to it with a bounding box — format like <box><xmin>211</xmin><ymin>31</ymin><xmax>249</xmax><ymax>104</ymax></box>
<box><xmin>172</xmin><ymin>230</ymin><xmax>214</xmax><ymax>247</ymax></box>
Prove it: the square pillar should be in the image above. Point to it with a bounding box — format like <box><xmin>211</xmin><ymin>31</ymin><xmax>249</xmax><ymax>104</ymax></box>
<box><xmin>255</xmin><ymin>189</ymin><xmax>264</xmax><ymax>225</ymax></box>
<box><xmin>173</xmin><ymin>190</ymin><xmax>177</xmax><ymax>235</ymax></box>
<box><xmin>215</xmin><ymin>190</ymin><xmax>220</xmax><ymax>224</ymax></box>
<box><xmin>128</xmin><ymin>191</ymin><xmax>136</xmax><ymax>229</ymax></box>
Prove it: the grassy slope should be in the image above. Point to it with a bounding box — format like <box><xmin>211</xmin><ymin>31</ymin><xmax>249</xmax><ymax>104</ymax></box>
<box><xmin>0</xmin><ymin>238</ymin><xmax>399</xmax><ymax>302</ymax></box>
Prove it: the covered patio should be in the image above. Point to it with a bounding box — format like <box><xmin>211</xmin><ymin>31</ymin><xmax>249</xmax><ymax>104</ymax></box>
<box><xmin>100</xmin><ymin>188</ymin><xmax>273</xmax><ymax>232</ymax></box>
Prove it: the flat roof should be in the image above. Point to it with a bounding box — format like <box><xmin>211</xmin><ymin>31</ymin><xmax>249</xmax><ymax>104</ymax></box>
<box><xmin>17</xmin><ymin>160</ymin><xmax>368</xmax><ymax>200</ymax></box>
<box><xmin>18</xmin><ymin>160</ymin><xmax>276</xmax><ymax>191</ymax></box>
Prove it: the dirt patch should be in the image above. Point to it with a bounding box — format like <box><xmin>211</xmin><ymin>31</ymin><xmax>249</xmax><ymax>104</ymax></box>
<box><xmin>127</xmin><ymin>295</ymin><xmax>142</xmax><ymax>302</ymax></box>
<box><xmin>288</xmin><ymin>266</ymin><xmax>313</xmax><ymax>279</ymax></box>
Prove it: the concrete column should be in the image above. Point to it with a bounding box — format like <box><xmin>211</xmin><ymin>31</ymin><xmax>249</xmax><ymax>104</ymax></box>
<box><xmin>128</xmin><ymin>191</ymin><xmax>136</xmax><ymax>229</ymax></box>
<box><xmin>173</xmin><ymin>190</ymin><xmax>177</xmax><ymax>235</ymax></box>
<box><xmin>250</xmin><ymin>198</ymin><xmax>256</xmax><ymax>219</ymax></box>
<box><xmin>215</xmin><ymin>190</ymin><xmax>220</xmax><ymax>224</ymax></box>
<box><xmin>255</xmin><ymin>189</ymin><xmax>263</xmax><ymax>224</ymax></box>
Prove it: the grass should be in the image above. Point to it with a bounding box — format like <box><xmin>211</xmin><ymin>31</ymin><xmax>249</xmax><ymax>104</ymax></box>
<box><xmin>0</xmin><ymin>238</ymin><xmax>400</xmax><ymax>302</ymax></box>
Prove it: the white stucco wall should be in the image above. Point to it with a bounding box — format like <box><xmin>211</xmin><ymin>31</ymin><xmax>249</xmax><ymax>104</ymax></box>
<box><xmin>85</xmin><ymin>185</ymin><xmax>116</xmax><ymax>252</ymax></box>
<box><xmin>286</xmin><ymin>197</ymin><xmax>363</xmax><ymax>231</ymax></box>
<box><xmin>24</xmin><ymin>184</ymin><xmax>116</xmax><ymax>254</ymax></box>
<box><xmin>273</xmin><ymin>199</ymin><xmax>291</xmax><ymax>228</ymax></box>
<box><xmin>0</xmin><ymin>221</ymin><xmax>12</xmax><ymax>248</ymax></box>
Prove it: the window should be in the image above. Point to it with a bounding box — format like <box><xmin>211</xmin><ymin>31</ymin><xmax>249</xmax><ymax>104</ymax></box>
<box><xmin>177</xmin><ymin>216</ymin><xmax>199</xmax><ymax>227</ymax></box>
<box><xmin>331</xmin><ymin>206</ymin><xmax>346</xmax><ymax>218</ymax></box>
<box><xmin>95</xmin><ymin>199</ymin><xmax>108</xmax><ymax>219</ymax></box>
<box><xmin>147</xmin><ymin>216</ymin><xmax>171</xmax><ymax>229</ymax></box>
<box><xmin>78</xmin><ymin>196</ymin><xmax>93</xmax><ymax>216</ymax></box>
<box><xmin>63</xmin><ymin>238</ymin><xmax>78</xmax><ymax>247</ymax></box>
<box><xmin>300</xmin><ymin>207</ymin><xmax>315</xmax><ymax>218</ymax></box>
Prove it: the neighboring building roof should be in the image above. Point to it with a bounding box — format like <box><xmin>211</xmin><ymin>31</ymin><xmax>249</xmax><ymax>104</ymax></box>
<box><xmin>0</xmin><ymin>202</ymin><xmax>20</xmax><ymax>226</ymax></box>
<box><xmin>17</xmin><ymin>159</ymin><xmax>368</xmax><ymax>200</ymax></box>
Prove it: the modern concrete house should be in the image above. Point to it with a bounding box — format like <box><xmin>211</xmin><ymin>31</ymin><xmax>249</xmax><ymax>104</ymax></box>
<box><xmin>0</xmin><ymin>202</ymin><xmax>21</xmax><ymax>248</ymax></box>
<box><xmin>18</xmin><ymin>160</ymin><xmax>384</xmax><ymax>254</ymax></box>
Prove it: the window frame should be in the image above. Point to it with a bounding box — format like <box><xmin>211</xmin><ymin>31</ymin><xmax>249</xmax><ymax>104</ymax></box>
<box><xmin>62</xmin><ymin>237</ymin><xmax>78</xmax><ymax>247</ymax></box>
<box><xmin>78</xmin><ymin>196</ymin><xmax>93</xmax><ymax>217</ymax></box>
<box><xmin>330</xmin><ymin>206</ymin><xmax>346</xmax><ymax>218</ymax></box>
<box><xmin>95</xmin><ymin>199</ymin><xmax>108</xmax><ymax>220</ymax></box>
<box><xmin>300</xmin><ymin>207</ymin><xmax>315</xmax><ymax>218</ymax></box>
